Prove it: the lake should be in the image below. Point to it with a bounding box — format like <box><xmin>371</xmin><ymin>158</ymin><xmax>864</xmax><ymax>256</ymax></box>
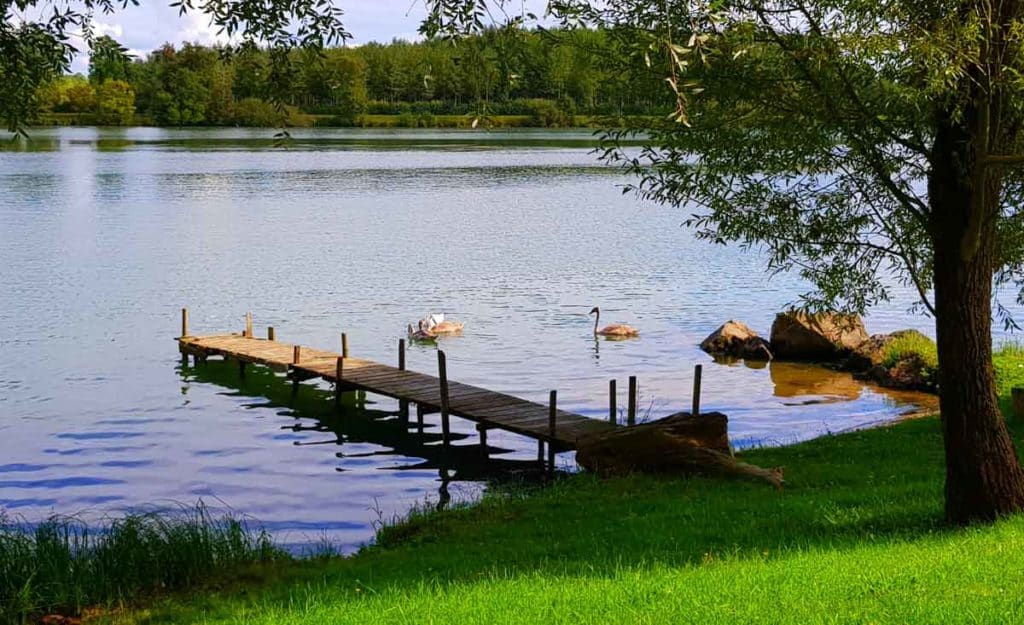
<box><xmin>0</xmin><ymin>126</ymin><xmax>994</xmax><ymax>551</ymax></box>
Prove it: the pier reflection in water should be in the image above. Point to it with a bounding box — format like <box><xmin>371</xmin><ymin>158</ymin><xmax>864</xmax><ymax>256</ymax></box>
<box><xmin>179</xmin><ymin>357</ymin><xmax>550</xmax><ymax>522</ymax></box>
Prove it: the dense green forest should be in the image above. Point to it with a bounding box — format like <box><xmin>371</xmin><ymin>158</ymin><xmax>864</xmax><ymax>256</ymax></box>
<box><xmin>36</xmin><ymin>29</ymin><xmax>667</xmax><ymax>128</ymax></box>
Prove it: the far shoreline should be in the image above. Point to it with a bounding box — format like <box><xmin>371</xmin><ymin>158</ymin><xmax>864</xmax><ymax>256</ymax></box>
<box><xmin>30</xmin><ymin>112</ymin><xmax>623</xmax><ymax>130</ymax></box>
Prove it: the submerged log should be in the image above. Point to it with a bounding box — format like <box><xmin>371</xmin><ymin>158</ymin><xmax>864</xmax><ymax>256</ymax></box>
<box><xmin>575</xmin><ymin>412</ymin><xmax>784</xmax><ymax>489</ymax></box>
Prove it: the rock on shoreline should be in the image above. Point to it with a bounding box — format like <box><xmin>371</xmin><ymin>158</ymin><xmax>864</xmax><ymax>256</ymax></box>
<box><xmin>699</xmin><ymin>321</ymin><xmax>773</xmax><ymax>361</ymax></box>
<box><xmin>698</xmin><ymin>313</ymin><xmax>937</xmax><ymax>394</ymax></box>
<box><xmin>769</xmin><ymin>311</ymin><xmax>869</xmax><ymax>361</ymax></box>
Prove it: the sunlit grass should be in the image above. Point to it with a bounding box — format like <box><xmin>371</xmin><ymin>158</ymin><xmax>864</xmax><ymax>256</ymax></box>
<box><xmin>881</xmin><ymin>332</ymin><xmax>938</xmax><ymax>370</ymax></box>
<box><xmin>995</xmin><ymin>342</ymin><xmax>1024</xmax><ymax>417</ymax></box>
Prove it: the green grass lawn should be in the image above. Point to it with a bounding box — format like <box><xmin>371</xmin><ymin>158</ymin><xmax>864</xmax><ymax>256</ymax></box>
<box><xmin>92</xmin><ymin>347</ymin><xmax>1024</xmax><ymax>624</ymax></box>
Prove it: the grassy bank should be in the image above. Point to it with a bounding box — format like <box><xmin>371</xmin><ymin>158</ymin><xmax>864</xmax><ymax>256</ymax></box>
<box><xmin>79</xmin><ymin>346</ymin><xmax>1023</xmax><ymax>624</ymax></box>
<box><xmin>7</xmin><ymin>346</ymin><xmax>1023</xmax><ymax>623</ymax></box>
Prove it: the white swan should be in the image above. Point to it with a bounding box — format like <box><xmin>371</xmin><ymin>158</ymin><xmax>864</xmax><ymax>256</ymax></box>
<box><xmin>419</xmin><ymin>312</ymin><xmax>463</xmax><ymax>334</ymax></box>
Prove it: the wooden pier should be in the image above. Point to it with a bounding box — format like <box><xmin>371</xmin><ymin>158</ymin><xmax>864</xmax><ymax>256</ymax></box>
<box><xmin>177</xmin><ymin>310</ymin><xmax>617</xmax><ymax>460</ymax></box>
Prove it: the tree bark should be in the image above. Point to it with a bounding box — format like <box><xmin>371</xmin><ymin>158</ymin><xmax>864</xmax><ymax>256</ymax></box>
<box><xmin>929</xmin><ymin>106</ymin><xmax>1024</xmax><ymax>524</ymax></box>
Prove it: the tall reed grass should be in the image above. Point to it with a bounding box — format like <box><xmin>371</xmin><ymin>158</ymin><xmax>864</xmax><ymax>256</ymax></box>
<box><xmin>0</xmin><ymin>502</ymin><xmax>282</xmax><ymax>622</ymax></box>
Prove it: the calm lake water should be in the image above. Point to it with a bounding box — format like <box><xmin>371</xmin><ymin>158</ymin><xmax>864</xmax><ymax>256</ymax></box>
<box><xmin>0</xmin><ymin>127</ymin><xmax>1007</xmax><ymax>551</ymax></box>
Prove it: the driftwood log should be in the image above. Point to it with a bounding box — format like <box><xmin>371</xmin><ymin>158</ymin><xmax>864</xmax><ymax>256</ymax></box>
<box><xmin>575</xmin><ymin>412</ymin><xmax>784</xmax><ymax>489</ymax></box>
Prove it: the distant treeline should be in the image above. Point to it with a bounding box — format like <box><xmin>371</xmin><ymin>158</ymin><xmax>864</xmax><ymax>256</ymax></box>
<box><xmin>35</xmin><ymin>29</ymin><xmax>669</xmax><ymax>128</ymax></box>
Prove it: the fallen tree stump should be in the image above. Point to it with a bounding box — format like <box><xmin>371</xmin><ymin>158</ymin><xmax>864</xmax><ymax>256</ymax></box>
<box><xmin>575</xmin><ymin>412</ymin><xmax>784</xmax><ymax>490</ymax></box>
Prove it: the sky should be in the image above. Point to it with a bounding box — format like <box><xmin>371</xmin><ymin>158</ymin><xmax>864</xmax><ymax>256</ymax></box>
<box><xmin>61</xmin><ymin>0</ymin><xmax>549</xmax><ymax>73</ymax></box>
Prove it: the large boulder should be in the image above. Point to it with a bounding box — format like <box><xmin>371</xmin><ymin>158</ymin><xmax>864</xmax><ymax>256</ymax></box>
<box><xmin>769</xmin><ymin>311</ymin><xmax>868</xmax><ymax>361</ymax></box>
<box><xmin>699</xmin><ymin>320</ymin><xmax>773</xmax><ymax>361</ymax></box>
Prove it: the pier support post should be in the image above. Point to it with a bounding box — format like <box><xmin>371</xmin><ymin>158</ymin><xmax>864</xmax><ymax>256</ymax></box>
<box><xmin>438</xmin><ymin>350</ymin><xmax>451</xmax><ymax>448</ymax></box>
<box><xmin>267</xmin><ymin>326</ymin><xmax>276</xmax><ymax>341</ymax></box>
<box><xmin>477</xmin><ymin>424</ymin><xmax>488</xmax><ymax>458</ymax></box>
<box><xmin>239</xmin><ymin>360</ymin><xmax>246</xmax><ymax>378</ymax></box>
<box><xmin>627</xmin><ymin>376</ymin><xmax>637</xmax><ymax>426</ymax></box>
<box><xmin>245</xmin><ymin>312</ymin><xmax>253</xmax><ymax>338</ymax></box>
<box><xmin>692</xmin><ymin>364</ymin><xmax>703</xmax><ymax>417</ymax></box>
<box><xmin>398</xmin><ymin>339</ymin><xmax>409</xmax><ymax>423</ymax></box>
<box><xmin>609</xmin><ymin>379</ymin><xmax>617</xmax><ymax>425</ymax></box>
<box><xmin>291</xmin><ymin>345</ymin><xmax>302</xmax><ymax>403</ymax></box>
<box><xmin>548</xmin><ymin>390</ymin><xmax>557</xmax><ymax>478</ymax></box>
<box><xmin>342</xmin><ymin>333</ymin><xmax>350</xmax><ymax>359</ymax></box>
<box><xmin>181</xmin><ymin>308</ymin><xmax>189</xmax><ymax>338</ymax></box>
<box><xmin>335</xmin><ymin>357</ymin><xmax>344</xmax><ymax>408</ymax></box>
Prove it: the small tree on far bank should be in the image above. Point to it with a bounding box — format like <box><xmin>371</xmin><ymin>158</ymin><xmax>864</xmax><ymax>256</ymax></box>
<box><xmin>94</xmin><ymin>79</ymin><xmax>136</xmax><ymax>125</ymax></box>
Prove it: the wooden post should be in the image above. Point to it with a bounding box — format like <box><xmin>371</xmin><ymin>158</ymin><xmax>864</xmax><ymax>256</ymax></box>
<box><xmin>342</xmin><ymin>333</ymin><xmax>350</xmax><ymax>359</ymax></box>
<box><xmin>627</xmin><ymin>376</ymin><xmax>637</xmax><ymax>426</ymax></box>
<box><xmin>609</xmin><ymin>379</ymin><xmax>617</xmax><ymax>425</ymax></box>
<box><xmin>239</xmin><ymin>360</ymin><xmax>246</xmax><ymax>378</ymax></box>
<box><xmin>397</xmin><ymin>338</ymin><xmax>409</xmax><ymax>422</ymax></box>
<box><xmin>547</xmin><ymin>390</ymin><xmax>557</xmax><ymax>477</ymax></box>
<box><xmin>537</xmin><ymin>440</ymin><xmax>545</xmax><ymax>463</ymax></box>
<box><xmin>438</xmin><ymin>350</ymin><xmax>451</xmax><ymax>447</ymax></box>
<box><xmin>692</xmin><ymin>364</ymin><xmax>703</xmax><ymax>417</ymax></box>
<box><xmin>181</xmin><ymin>308</ymin><xmax>189</xmax><ymax>338</ymax></box>
<box><xmin>245</xmin><ymin>312</ymin><xmax>253</xmax><ymax>338</ymax></box>
<box><xmin>478</xmin><ymin>424</ymin><xmax>488</xmax><ymax>457</ymax></box>
<box><xmin>293</xmin><ymin>345</ymin><xmax>301</xmax><ymax>364</ymax></box>
<box><xmin>267</xmin><ymin>326</ymin><xmax>276</xmax><ymax>341</ymax></box>
<box><xmin>335</xmin><ymin>357</ymin><xmax>344</xmax><ymax>408</ymax></box>
<box><xmin>1013</xmin><ymin>387</ymin><xmax>1024</xmax><ymax>419</ymax></box>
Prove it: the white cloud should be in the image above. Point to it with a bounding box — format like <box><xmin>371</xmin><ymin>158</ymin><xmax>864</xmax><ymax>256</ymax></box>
<box><xmin>93</xmin><ymin>21</ymin><xmax>124</xmax><ymax>38</ymax></box>
<box><xmin>177</xmin><ymin>10</ymin><xmax>232</xmax><ymax>46</ymax></box>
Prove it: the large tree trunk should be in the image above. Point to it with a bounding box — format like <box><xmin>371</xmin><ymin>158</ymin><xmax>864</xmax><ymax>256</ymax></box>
<box><xmin>929</xmin><ymin>107</ymin><xmax>1024</xmax><ymax>524</ymax></box>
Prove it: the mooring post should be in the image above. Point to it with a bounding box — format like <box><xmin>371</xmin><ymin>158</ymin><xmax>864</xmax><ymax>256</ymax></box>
<box><xmin>290</xmin><ymin>345</ymin><xmax>301</xmax><ymax>403</ymax></box>
<box><xmin>398</xmin><ymin>339</ymin><xmax>409</xmax><ymax>422</ymax></box>
<box><xmin>181</xmin><ymin>308</ymin><xmax>189</xmax><ymax>338</ymax></box>
<box><xmin>478</xmin><ymin>424</ymin><xmax>488</xmax><ymax>458</ymax></box>
<box><xmin>438</xmin><ymin>350</ymin><xmax>451</xmax><ymax>448</ymax></box>
<box><xmin>335</xmin><ymin>357</ymin><xmax>344</xmax><ymax>408</ymax></box>
<box><xmin>245</xmin><ymin>312</ymin><xmax>253</xmax><ymax>338</ymax></box>
<box><xmin>267</xmin><ymin>326</ymin><xmax>275</xmax><ymax>341</ymax></box>
<box><xmin>547</xmin><ymin>390</ymin><xmax>557</xmax><ymax>478</ymax></box>
<box><xmin>692</xmin><ymin>364</ymin><xmax>703</xmax><ymax>417</ymax></box>
<box><xmin>609</xmin><ymin>379</ymin><xmax>617</xmax><ymax>425</ymax></box>
<box><xmin>627</xmin><ymin>376</ymin><xmax>637</xmax><ymax>426</ymax></box>
<box><xmin>1013</xmin><ymin>387</ymin><xmax>1024</xmax><ymax>420</ymax></box>
<box><xmin>342</xmin><ymin>333</ymin><xmax>350</xmax><ymax>359</ymax></box>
